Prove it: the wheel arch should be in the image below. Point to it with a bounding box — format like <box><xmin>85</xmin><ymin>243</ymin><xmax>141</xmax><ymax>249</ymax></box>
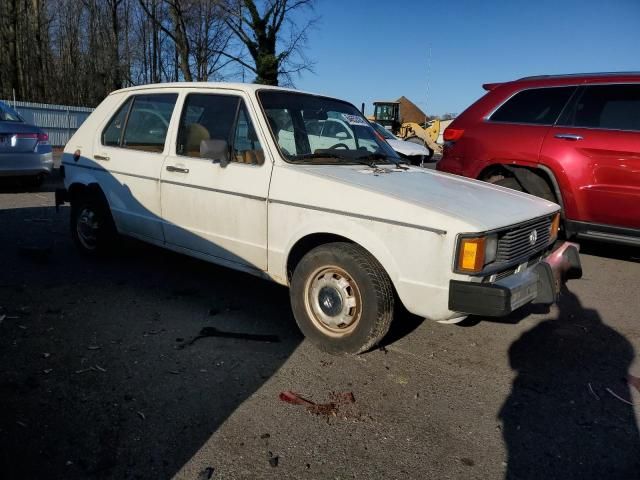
<box><xmin>478</xmin><ymin>163</ymin><xmax>564</xmax><ymax>210</ymax></box>
<box><xmin>283</xmin><ymin>228</ymin><xmax>401</xmax><ymax>289</ymax></box>
<box><xmin>68</xmin><ymin>181</ymin><xmax>109</xmax><ymax>206</ymax></box>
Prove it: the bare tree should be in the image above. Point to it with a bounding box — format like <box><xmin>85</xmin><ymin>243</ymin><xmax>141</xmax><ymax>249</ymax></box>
<box><xmin>0</xmin><ymin>0</ymin><xmax>318</xmax><ymax>106</ymax></box>
<box><xmin>218</xmin><ymin>0</ymin><xmax>316</xmax><ymax>86</ymax></box>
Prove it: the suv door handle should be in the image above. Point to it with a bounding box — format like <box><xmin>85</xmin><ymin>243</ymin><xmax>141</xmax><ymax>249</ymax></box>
<box><xmin>554</xmin><ymin>133</ymin><xmax>583</xmax><ymax>141</ymax></box>
<box><xmin>166</xmin><ymin>165</ymin><xmax>189</xmax><ymax>173</ymax></box>
<box><xmin>93</xmin><ymin>155</ymin><xmax>110</xmax><ymax>161</ymax></box>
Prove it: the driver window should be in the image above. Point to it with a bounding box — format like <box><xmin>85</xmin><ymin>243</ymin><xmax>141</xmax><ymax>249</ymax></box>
<box><xmin>233</xmin><ymin>105</ymin><xmax>265</xmax><ymax>165</ymax></box>
<box><xmin>177</xmin><ymin>94</ymin><xmax>238</xmax><ymax>157</ymax></box>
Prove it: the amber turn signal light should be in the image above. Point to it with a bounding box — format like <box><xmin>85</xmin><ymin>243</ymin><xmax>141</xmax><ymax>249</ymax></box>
<box><xmin>457</xmin><ymin>237</ymin><xmax>486</xmax><ymax>273</ymax></box>
<box><xmin>549</xmin><ymin>213</ymin><xmax>560</xmax><ymax>243</ymax></box>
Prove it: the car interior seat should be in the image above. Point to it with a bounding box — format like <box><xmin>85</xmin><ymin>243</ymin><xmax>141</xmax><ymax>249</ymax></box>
<box><xmin>185</xmin><ymin>123</ymin><xmax>210</xmax><ymax>157</ymax></box>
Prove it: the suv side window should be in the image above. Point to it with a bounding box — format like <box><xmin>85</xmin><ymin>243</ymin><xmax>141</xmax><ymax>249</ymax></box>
<box><xmin>562</xmin><ymin>84</ymin><xmax>640</xmax><ymax>131</ymax></box>
<box><xmin>102</xmin><ymin>97</ymin><xmax>133</xmax><ymax>146</ymax></box>
<box><xmin>490</xmin><ymin>87</ymin><xmax>575</xmax><ymax>125</ymax></box>
<box><xmin>177</xmin><ymin>94</ymin><xmax>264</xmax><ymax>165</ymax></box>
<box><xmin>121</xmin><ymin>94</ymin><xmax>177</xmax><ymax>152</ymax></box>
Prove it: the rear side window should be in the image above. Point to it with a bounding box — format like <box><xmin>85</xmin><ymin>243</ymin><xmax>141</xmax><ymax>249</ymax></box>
<box><xmin>490</xmin><ymin>87</ymin><xmax>575</xmax><ymax>125</ymax></box>
<box><xmin>562</xmin><ymin>84</ymin><xmax>640</xmax><ymax>131</ymax></box>
<box><xmin>102</xmin><ymin>98</ymin><xmax>132</xmax><ymax>146</ymax></box>
<box><xmin>102</xmin><ymin>94</ymin><xmax>177</xmax><ymax>152</ymax></box>
<box><xmin>122</xmin><ymin>94</ymin><xmax>177</xmax><ymax>152</ymax></box>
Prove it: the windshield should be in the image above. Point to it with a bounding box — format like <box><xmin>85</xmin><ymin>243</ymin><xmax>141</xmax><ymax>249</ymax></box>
<box><xmin>371</xmin><ymin>122</ymin><xmax>397</xmax><ymax>140</ymax></box>
<box><xmin>258</xmin><ymin>91</ymin><xmax>400</xmax><ymax>164</ymax></box>
<box><xmin>0</xmin><ymin>102</ymin><xmax>23</xmax><ymax>122</ymax></box>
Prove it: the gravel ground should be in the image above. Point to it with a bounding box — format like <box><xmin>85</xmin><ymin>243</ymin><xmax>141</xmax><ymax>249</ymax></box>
<box><xmin>0</xmin><ymin>165</ymin><xmax>639</xmax><ymax>480</ymax></box>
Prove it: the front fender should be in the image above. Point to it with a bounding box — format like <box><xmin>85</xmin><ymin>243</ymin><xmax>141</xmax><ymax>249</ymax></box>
<box><xmin>280</xmin><ymin>214</ymin><xmax>403</xmax><ymax>287</ymax></box>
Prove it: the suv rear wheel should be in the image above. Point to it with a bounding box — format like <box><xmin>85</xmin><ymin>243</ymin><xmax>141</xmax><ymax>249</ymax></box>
<box><xmin>290</xmin><ymin>242</ymin><xmax>394</xmax><ymax>355</ymax></box>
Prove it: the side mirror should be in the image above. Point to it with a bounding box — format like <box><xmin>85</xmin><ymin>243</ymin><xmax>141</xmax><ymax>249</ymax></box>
<box><xmin>201</xmin><ymin>139</ymin><xmax>230</xmax><ymax>167</ymax></box>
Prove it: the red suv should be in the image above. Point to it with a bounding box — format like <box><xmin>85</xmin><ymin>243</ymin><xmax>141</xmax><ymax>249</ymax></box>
<box><xmin>437</xmin><ymin>72</ymin><xmax>640</xmax><ymax>246</ymax></box>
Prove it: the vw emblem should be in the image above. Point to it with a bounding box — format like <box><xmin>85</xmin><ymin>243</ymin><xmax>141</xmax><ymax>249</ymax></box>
<box><xmin>529</xmin><ymin>229</ymin><xmax>538</xmax><ymax>246</ymax></box>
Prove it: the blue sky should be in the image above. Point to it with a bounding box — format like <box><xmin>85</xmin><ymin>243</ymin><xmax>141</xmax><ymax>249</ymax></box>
<box><xmin>292</xmin><ymin>0</ymin><xmax>640</xmax><ymax>116</ymax></box>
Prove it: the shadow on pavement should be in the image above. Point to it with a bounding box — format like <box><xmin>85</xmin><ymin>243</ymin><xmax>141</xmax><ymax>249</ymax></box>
<box><xmin>0</xmin><ymin>205</ymin><xmax>302</xmax><ymax>479</ymax></box>
<box><xmin>499</xmin><ymin>288</ymin><xmax>640</xmax><ymax>479</ymax></box>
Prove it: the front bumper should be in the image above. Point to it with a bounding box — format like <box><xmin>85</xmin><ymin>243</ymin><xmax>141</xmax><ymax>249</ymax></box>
<box><xmin>0</xmin><ymin>151</ymin><xmax>53</xmax><ymax>177</ymax></box>
<box><xmin>448</xmin><ymin>242</ymin><xmax>582</xmax><ymax>317</ymax></box>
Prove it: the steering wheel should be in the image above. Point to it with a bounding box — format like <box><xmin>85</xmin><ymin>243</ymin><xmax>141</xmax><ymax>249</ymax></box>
<box><xmin>329</xmin><ymin>143</ymin><xmax>349</xmax><ymax>149</ymax></box>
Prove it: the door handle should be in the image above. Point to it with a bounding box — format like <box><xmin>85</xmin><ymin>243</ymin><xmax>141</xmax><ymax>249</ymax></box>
<box><xmin>554</xmin><ymin>133</ymin><xmax>583</xmax><ymax>141</ymax></box>
<box><xmin>166</xmin><ymin>165</ymin><xmax>189</xmax><ymax>173</ymax></box>
<box><xmin>93</xmin><ymin>155</ymin><xmax>110</xmax><ymax>161</ymax></box>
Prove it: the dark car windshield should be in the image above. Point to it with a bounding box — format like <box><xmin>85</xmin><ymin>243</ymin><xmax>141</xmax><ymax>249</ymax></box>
<box><xmin>258</xmin><ymin>91</ymin><xmax>400</xmax><ymax>164</ymax></box>
<box><xmin>0</xmin><ymin>102</ymin><xmax>24</xmax><ymax>122</ymax></box>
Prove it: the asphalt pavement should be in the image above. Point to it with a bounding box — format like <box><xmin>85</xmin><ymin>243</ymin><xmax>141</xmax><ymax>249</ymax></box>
<box><xmin>1</xmin><ymin>166</ymin><xmax>639</xmax><ymax>480</ymax></box>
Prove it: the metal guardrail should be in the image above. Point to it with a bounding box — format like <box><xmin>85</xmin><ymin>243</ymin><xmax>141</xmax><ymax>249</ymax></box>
<box><xmin>1</xmin><ymin>100</ymin><xmax>94</xmax><ymax>147</ymax></box>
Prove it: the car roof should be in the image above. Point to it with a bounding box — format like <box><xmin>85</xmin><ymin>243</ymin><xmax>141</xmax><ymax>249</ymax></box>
<box><xmin>483</xmin><ymin>72</ymin><xmax>640</xmax><ymax>91</ymax></box>
<box><xmin>110</xmin><ymin>82</ymin><xmax>308</xmax><ymax>96</ymax></box>
<box><xmin>516</xmin><ymin>71</ymin><xmax>640</xmax><ymax>81</ymax></box>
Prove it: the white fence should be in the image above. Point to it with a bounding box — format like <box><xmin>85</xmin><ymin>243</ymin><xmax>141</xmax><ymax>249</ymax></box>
<box><xmin>1</xmin><ymin>100</ymin><xmax>94</xmax><ymax>147</ymax></box>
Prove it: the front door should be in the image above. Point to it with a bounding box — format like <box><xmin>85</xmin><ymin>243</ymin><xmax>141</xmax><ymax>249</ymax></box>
<box><xmin>541</xmin><ymin>84</ymin><xmax>640</xmax><ymax>228</ymax></box>
<box><xmin>160</xmin><ymin>91</ymin><xmax>272</xmax><ymax>271</ymax></box>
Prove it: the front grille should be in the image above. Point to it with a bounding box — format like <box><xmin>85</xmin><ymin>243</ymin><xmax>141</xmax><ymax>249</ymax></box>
<box><xmin>495</xmin><ymin>216</ymin><xmax>551</xmax><ymax>264</ymax></box>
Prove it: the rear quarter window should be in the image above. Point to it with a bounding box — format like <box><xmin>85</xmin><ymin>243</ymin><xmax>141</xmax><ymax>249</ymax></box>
<box><xmin>489</xmin><ymin>87</ymin><xmax>575</xmax><ymax>125</ymax></box>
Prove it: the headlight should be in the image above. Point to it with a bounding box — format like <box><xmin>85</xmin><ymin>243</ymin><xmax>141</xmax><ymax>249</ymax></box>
<box><xmin>549</xmin><ymin>212</ymin><xmax>560</xmax><ymax>244</ymax></box>
<box><xmin>456</xmin><ymin>234</ymin><xmax>498</xmax><ymax>274</ymax></box>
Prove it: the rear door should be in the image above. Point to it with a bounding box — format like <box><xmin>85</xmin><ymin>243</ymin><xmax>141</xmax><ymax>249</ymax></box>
<box><xmin>160</xmin><ymin>90</ymin><xmax>272</xmax><ymax>271</ymax></box>
<box><xmin>94</xmin><ymin>92</ymin><xmax>179</xmax><ymax>240</ymax></box>
<box><xmin>541</xmin><ymin>84</ymin><xmax>640</xmax><ymax>228</ymax></box>
<box><xmin>470</xmin><ymin>86</ymin><xmax>576</xmax><ymax>175</ymax></box>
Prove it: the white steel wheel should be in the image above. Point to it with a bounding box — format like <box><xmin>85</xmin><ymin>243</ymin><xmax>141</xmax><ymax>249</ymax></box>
<box><xmin>76</xmin><ymin>207</ymin><xmax>100</xmax><ymax>251</ymax></box>
<box><xmin>290</xmin><ymin>242</ymin><xmax>394</xmax><ymax>355</ymax></box>
<box><xmin>70</xmin><ymin>193</ymin><xmax>118</xmax><ymax>256</ymax></box>
<box><xmin>304</xmin><ymin>265</ymin><xmax>363</xmax><ymax>337</ymax></box>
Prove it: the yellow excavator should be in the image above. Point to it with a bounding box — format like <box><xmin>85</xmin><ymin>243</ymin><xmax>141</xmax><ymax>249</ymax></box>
<box><xmin>369</xmin><ymin>100</ymin><xmax>441</xmax><ymax>160</ymax></box>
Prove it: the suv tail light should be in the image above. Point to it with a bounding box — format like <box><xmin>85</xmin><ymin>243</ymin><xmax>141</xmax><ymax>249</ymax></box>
<box><xmin>443</xmin><ymin>128</ymin><xmax>464</xmax><ymax>142</ymax></box>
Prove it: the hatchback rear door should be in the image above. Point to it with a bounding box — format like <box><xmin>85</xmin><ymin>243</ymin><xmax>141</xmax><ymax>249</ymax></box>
<box><xmin>541</xmin><ymin>84</ymin><xmax>640</xmax><ymax>229</ymax></box>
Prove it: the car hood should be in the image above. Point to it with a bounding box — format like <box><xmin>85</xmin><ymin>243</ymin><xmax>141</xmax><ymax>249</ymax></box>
<box><xmin>386</xmin><ymin>138</ymin><xmax>429</xmax><ymax>156</ymax></box>
<box><xmin>289</xmin><ymin>164</ymin><xmax>558</xmax><ymax>232</ymax></box>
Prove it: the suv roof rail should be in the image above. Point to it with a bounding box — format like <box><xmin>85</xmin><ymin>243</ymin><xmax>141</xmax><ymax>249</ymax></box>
<box><xmin>517</xmin><ymin>71</ymin><xmax>640</xmax><ymax>81</ymax></box>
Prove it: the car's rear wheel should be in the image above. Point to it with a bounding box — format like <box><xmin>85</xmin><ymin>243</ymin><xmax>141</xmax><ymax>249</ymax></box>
<box><xmin>290</xmin><ymin>242</ymin><xmax>394</xmax><ymax>355</ymax></box>
<box><xmin>70</xmin><ymin>193</ymin><xmax>118</xmax><ymax>255</ymax></box>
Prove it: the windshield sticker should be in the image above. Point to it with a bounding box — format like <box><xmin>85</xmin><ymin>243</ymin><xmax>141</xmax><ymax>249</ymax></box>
<box><xmin>341</xmin><ymin>114</ymin><xmax>370</xmax><ymax>127</ymax></box>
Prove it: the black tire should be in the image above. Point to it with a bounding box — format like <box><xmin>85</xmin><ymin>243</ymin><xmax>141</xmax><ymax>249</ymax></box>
<box><xmin>70</xmin><ymin>192</ymin><xmax>118</xmax><ymax>256</ymax></box>
<box><xmin>290</xmin><ymin>242</ymin><xmax>394</xmax><ymax>355</ymax></box>
<box><xmin>493</xmin><ymin>176</ymin><xmax>523</xmax><ymax>191</ymax></box>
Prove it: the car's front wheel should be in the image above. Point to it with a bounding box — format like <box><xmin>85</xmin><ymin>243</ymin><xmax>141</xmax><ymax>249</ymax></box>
<box><xmin>290</xmin><ymin>242</ymin><xmax>394</xmax><ymax>355</ymax></box>
<box><xmin>70</xmin><ymin>193</ymin><xmax>118</xmax><ymax>255</ymax></box>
